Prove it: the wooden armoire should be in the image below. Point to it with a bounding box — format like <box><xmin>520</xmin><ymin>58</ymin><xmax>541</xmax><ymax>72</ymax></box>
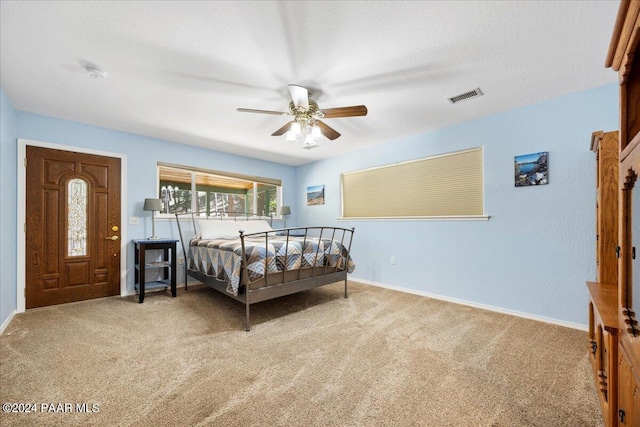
<box><xmin>588</xmin><ymin>1</ymin><xmax>640</xmax><ymax>426</ymax></box>
<box><xmin>588</xmin><ymin>130</ymin><xmax>619</xmax><ymax>427</ymax></box>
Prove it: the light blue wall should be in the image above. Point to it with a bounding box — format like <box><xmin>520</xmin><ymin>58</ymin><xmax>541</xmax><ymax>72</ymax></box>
<box><xmin>296</xmin><ymin>83</ymin><xmax>618</xmax><ymax>326</ymax></box>
<box><xmin>0</xmin><ymin>88</ymin><xmax>18</xmax><ymax>328</ymax></box>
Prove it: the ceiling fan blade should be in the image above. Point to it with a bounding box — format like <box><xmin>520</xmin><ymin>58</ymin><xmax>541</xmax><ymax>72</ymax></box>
<box><xmin>288</xmin><ymin>84</ymin><xmax>309</xmax><ymax>110</ymax></box>
<box><xmin>237</xmin><ymin>108</ymin><xmax>288</xmax><ymax>115</ymax></box>
<box><xmin>321</xmin><ymin>105</ymin><xmax>368</xmax><ymax>119</ymax></box>
<box><xmin>271</xmin><ymin>121</ymin><xmax>292</xmax><ymax>136</ymax></box>
<box><xmin>316</xmin><ymin>121</ymin><xmax>341</xmax><ymax>140</ymax></box>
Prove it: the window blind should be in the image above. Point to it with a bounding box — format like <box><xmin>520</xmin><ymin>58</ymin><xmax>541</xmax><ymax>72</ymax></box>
<box><xmin>157</xmin><ymin>162</ymin><xmax>282</xmax><ymax>187</ymax></box>
<box><xmin>341</xmin><ymin>147</ymin><xmax>483</xmax><ymax>218</ymax></box>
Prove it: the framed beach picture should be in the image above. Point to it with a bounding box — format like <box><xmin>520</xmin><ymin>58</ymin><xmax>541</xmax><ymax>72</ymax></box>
<box><xmin>307</xmin><ymin>185</ymin><xmax>325</xmax><ymax>205</ymax></box>
<box><xmin>514</xmin><ymin>152</ymin><xmax>548</xmax><ymax>187</ymax></box>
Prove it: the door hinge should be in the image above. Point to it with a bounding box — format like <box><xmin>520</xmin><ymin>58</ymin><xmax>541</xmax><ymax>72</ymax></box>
<box><xmin>616</xmin><ymin>246</ymin><xmax>621</xmax><ymax>259</ymax></box>
<box><xmin>24</xmin><ymin>158</ymin><xmax>27</xmax><ymax>167</ymax></box>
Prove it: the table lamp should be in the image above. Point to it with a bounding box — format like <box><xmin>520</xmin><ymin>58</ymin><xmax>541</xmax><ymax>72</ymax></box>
<box><xmin>280</xmin><ymin>205</ymin><xmax>291</xmax><ymax>228</ymax></box>
<box><xmin>143</xmin><ymin>198</ymin><xmax>163</xmax><ymax>239</ymax></box>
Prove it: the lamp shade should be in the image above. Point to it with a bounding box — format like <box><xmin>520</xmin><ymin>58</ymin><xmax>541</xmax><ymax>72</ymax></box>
<box><xmin>143</xmin><ymin>198</ymin><xmax>163</xmax><ymax>212</ymax></box>
<box><xmin>285</xmin><ymin>131</ymin><xmax>297</xmax><ymax>142</ymax></box>
<box><xmin>311</xmin><ymin>124</ymin><xmax>322</xmax><ymax>139</ymax></box>
<box><xmin>280</xmin><ymin>206</ymin><xmax>291</xmax><ymax>216</ymax></box>
<box><xmin>290</xmin><ymin>122</ymin><xmax>302</xmax><ymax>136</ymax></box>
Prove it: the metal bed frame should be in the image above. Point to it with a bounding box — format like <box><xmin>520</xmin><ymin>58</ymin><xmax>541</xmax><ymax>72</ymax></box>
<box><xmin>174</xmin><ymin>212</ymin><xmax>355</xmax><ymax>331</ymax></box>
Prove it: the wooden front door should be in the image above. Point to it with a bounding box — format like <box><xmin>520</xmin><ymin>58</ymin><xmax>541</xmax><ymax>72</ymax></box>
<box><xmin>25</xmin><ymin>146</ymin><xmax>121</xmax><ymax>309</ymax></box>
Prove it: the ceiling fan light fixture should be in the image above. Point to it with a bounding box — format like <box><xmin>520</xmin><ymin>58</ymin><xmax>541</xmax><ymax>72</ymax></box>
<box><xmin>304</xmin><ymin>134</ymin><xmax>316</xmax><ymax>147</ymax></box>
<box><xmin>311</xmin><ymin>124</ymin><xmax>322</xmax><ymax>139</ymax></box>
<box><xmin>285</xmin><ymin>131</ymin><xmax>297</xmax><ymax>142</ymax></box>
<box><xmin>290</xmin><ymin>121</ymin><xmax>302</xmax><ymax>136</ymax></box>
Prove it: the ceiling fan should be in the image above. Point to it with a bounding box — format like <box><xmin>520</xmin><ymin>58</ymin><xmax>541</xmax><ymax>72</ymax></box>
<box><xmin>237</xmin><ymin>84</ymin><xmax>367</xmax><ymax>147</ymax></box>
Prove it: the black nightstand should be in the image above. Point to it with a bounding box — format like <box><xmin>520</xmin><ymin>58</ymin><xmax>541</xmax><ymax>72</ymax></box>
<box><xmin>133</xmin><ymin>239</ymin><xmax>178</xmax><ymax>303</ymax></box>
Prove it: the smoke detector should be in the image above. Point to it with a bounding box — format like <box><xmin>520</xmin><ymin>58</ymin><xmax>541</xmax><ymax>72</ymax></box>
<box><xmin>84</xmin><ymin>65</ymin><xmax>106</xmax><ymax>79</ymax></box>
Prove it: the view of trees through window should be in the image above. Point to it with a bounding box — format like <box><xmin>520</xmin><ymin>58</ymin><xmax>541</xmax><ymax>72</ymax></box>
<box><xmin>158</xmin><ymin>164</ymin><xmax>280</xmax><ymax>217</ymax></box>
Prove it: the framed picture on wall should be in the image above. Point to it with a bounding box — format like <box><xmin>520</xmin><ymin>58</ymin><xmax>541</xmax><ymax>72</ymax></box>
<box><xmin>307</xmin><ymin>185</ymin><xmax>325</xmax><ymax>205</ymax></box>
<box><xmin>514</xmin><ymin>152</ymin><xmax>548</xmax><ymax>187</ymax></box>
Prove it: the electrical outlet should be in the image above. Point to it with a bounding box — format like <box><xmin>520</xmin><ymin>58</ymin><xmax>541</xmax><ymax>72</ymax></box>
<box><xmin>390</xmin><ymin>256</ymin><xmax>396</xmax><ymax>265</ymax></box>
<box><xmin>178</xmin><ymin>257</ymin><xmax>185</xmax><ymax>265</ymax></box>
<box><xmin>129</xmin><ymin>216</ymin><xmax>140</xmax><ymax>225</ymax></box>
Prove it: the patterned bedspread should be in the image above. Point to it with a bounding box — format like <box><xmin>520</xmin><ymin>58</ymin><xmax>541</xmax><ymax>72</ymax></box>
<box><xmin>188</xmin><ymin>235</ymin><xmax>355</xmax><ymax>295</ymax></box>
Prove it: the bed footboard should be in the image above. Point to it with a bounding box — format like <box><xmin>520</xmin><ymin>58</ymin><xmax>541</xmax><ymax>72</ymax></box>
<box><xmin>175</xmin><ymin>213</ymin><xmax>355</xmax><ymax>331</ymax></box>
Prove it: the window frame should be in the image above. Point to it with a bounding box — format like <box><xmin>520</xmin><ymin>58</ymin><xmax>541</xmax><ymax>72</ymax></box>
<box><xmin>156</xmin><ymin>162</ymin><xmax>283</xmax><ymax>219</ymax></box>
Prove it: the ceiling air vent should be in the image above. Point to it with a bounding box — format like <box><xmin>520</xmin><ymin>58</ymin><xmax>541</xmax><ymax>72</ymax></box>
<box><xmin>448</xmin><ymin>87</ymin><xmax>484</xmax><ymax>104</ymax></box>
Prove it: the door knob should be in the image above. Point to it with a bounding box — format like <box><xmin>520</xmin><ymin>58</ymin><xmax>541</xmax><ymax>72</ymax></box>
<box><xmin>106</xmin><ymin>236</ymin><xmax>119</xmax><ymax>241</ymax></box>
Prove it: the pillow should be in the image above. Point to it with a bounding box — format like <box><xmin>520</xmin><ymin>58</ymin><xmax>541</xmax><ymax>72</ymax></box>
<box><xmin>198</xmin><ymin>220</ymin><xmax>241</xmax><ymax>240</ymax></box>
<box><xmin>238</xmin><ymin>220</ymin><xmax>273</xmax><ymax>235</ymax></box>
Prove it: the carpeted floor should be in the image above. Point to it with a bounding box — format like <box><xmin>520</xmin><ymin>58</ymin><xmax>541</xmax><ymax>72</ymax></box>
<box><xmin>0</xmin><ymin>282</ymin><xmax>602</xmax><ymax>426</ymax></box>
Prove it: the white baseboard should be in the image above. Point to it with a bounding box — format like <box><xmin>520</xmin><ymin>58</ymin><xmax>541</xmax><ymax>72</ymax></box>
<box><xmin>0</xmin><ymin>310</ymin><xmax>17</xmax><ymax>334</ymax></box>
<box><xmin>351</xmin><ymin>278</ymin><xmax>587</xmax><ymax>331</ymax></box>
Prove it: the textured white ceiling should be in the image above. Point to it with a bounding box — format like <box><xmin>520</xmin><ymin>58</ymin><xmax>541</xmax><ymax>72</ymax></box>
<box><xmin>0</xmin><ymin>1</ymin><xmax>620</xmax><ymax>166</ymax></box>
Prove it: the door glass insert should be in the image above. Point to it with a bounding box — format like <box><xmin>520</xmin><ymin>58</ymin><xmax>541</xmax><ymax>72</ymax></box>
<box><xmin>68</xmin><ymin>178</ymin><xmax>88</xmax><ymax>257</ymax></box>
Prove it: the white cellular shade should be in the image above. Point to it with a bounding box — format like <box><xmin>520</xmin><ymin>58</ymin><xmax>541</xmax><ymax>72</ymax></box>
<box><xmin>341</xmin><ymin>147</ymin><xmax>483</xmax><ymax>218</ymax></box>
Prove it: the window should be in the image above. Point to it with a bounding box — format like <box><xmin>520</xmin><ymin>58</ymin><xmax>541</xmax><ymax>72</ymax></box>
<box><xmin>341</xmin><ymin>147</ymin><xmax>485</xmax><ymax>219</ymax></box>
<box><xmin>157</xmin><ymin>163</ymin><xmax>282</xmax><ymax>217</ymax></box>
<box><xmin>67</xmin><ymin>178</ymin><xmax>88</xmax><ymax>256</ymax></box>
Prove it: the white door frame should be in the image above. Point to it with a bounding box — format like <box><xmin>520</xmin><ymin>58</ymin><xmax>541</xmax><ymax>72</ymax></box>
<box><xmin>16</xmin><ymin>138</ymin><xmax>128</xmax><ymax>313</ymax></box>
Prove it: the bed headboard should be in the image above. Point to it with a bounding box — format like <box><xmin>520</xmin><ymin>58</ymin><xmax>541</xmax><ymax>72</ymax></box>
<box><xmin>206</xmin><ymin>211</ymin><xmax>274</xmax><ymax>223</ymax></box>
<box><xmin>173</xmin><ymin>211</ymin><xmax>273</xmax><ymax>263</ymax></box>
<box><xmin>175</xmin><ymin>211</ymin><xmax>272</xmax><ymax>234</ymax></box>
